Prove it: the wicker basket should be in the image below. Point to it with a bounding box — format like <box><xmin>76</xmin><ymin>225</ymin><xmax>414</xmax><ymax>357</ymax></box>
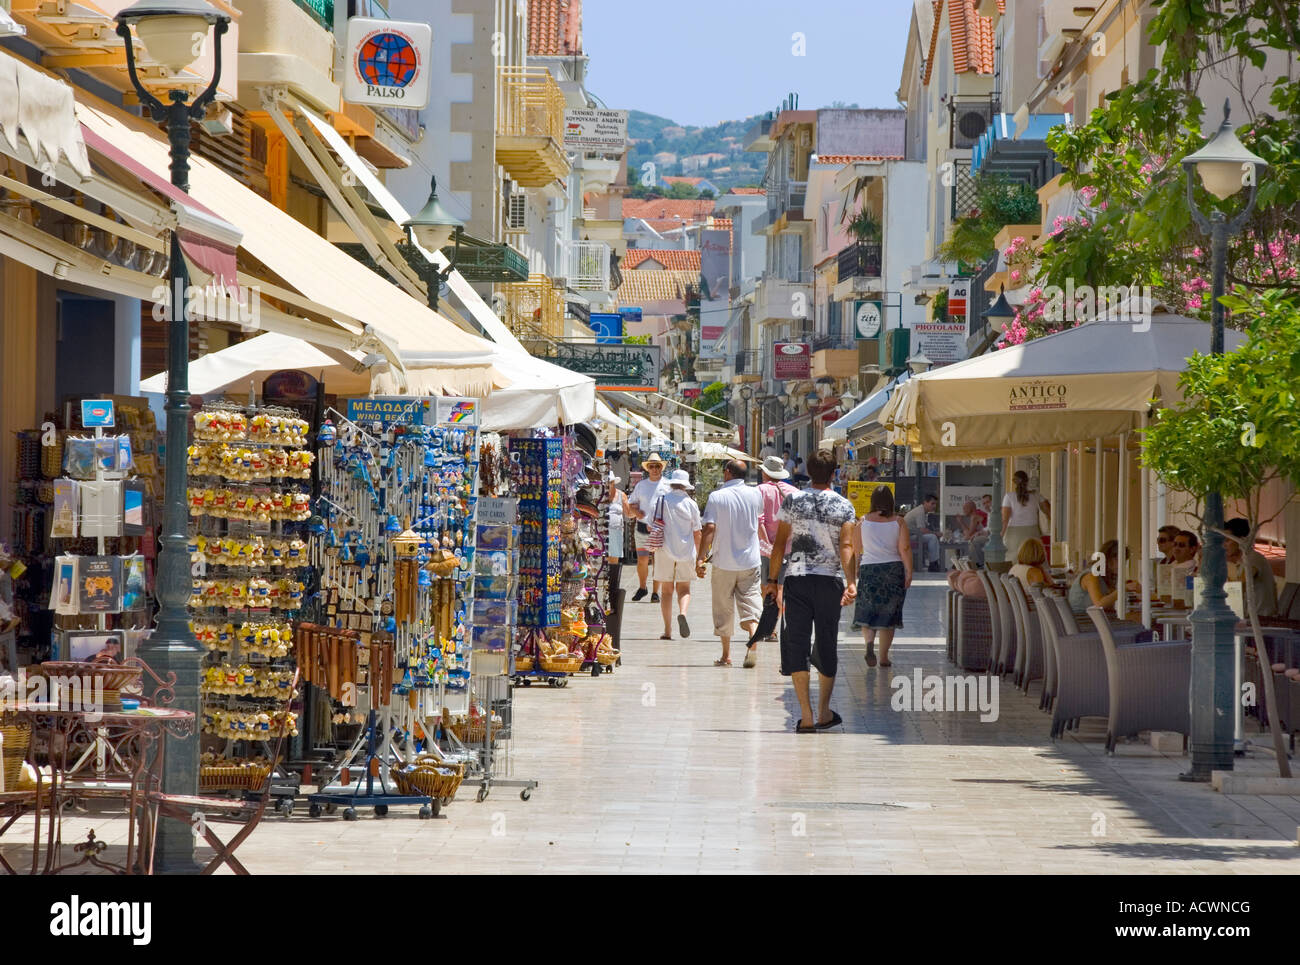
<box><xmin>199</xmin><ymin>762</ymin><xmax>271</xmax><ymax>792</ymax></box>
<box><xmin>446</xmin><ymin>719</ymin><xmax>488</xmax><ymax>743</ymax></box>
<box><xmin>514</xmin><ymin>655</ymin><xmax>535</xmax><ymax>673</ymax></box>
<box><xmin>1</xmin><ymin>715</ymin><xmax>32</xmax><ymax>791</ymax></box>
<box><xmin>539</xmin><ymin>653</ymin><xmax>584</xmax><ymax>674</ymax></box>
<box><xmin>595</xmin><ymin>648</ymin><xmax>619</xmax><ymax>666</ymax></box>
<box><xmin>27</xmin><ymin>662</ymin><xmax>143</xmax><ymax>712</ymax></box>
<box><xmin>392</xmin><ymin>757</ymin><xmax>464</xmax><ymax>801</ymax></box>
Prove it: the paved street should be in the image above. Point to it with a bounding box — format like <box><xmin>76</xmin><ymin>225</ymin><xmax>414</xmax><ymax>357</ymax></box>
<box><xmin>10</xmin><ymin>572</ymin><xmax>1299</xmax><ymax>874</ymax></box>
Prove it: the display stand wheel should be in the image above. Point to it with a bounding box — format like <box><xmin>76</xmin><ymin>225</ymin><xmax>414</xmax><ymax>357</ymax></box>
<box><xmin>476</xmin><ymin>786</ymin><xmax>488</xmax><ymax>803</ymax></box>
<box><xmin>520</xmin><ymin>788</ymin><xmax>531</xmax><ymax>801</ymax></box>
<box><xmin>308</xmin><ymin>802</ymin><xmax>323</xmax><ymax>818</ymax></box>
<box><xmin>374</xmin><ymin>804</ymin><xmax>388</xmax><ymax>817</ymax></box>
<box><xmin>418</xmin><ymin>805</ymin><xmax>432</xmax><ymax>819</ymax></box>
<box><xmin>343</xmin><ymin>807</ymin><xmax>358</xmax><ymax>821</ymax></box>
<box><xmin>546</xmin><ymin>678</ymin><xmax>557</xmax><ymax>688</ymax></box>
<box><xmin>276</xmin><ymin>799</ymin><xmax>294</xmax><ymax>818</ymax></box>
<box><xmin>557</xmin><ymin>677</ymin><xmax>569</xmax><ymax>688</ymax></box>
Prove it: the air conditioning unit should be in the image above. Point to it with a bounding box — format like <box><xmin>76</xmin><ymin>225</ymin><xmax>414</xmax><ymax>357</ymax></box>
<box><xmin>504</xmin><ymin>192</ymin><xmax>527</xmax><ymax>233</ymax></box>
<box><xmin>952</xmin><ymin>104</ymin><xmax>993</xmax><ymax>149</ymax></box>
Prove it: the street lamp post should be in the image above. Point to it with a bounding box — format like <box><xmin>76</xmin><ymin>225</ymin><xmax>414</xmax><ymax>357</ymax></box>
<box><xmin>981</xmin><ymin>289</ymin><xmax>1016</xmax><ymax>567</ymax></box>
<box><xmin>1181</xmin><ymin>100</ymin><xmax>1266</xmax><ymax>781</ymax></box>
<box><xmin>400</xmin><ymin>176</ymin><xmax>465</xmax><ymax>313</ymax></box>
<box><xmin>115</xmin><ymin>0</ymin><xmax>231</xmax><ymax>873</ymax></box>
<box><xmin>739</xmin><ymin>384</ymin><xmax>753</xmax><ymax>455</ymax></box>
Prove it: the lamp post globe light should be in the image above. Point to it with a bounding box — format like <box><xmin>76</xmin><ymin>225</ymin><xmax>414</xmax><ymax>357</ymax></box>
<box><xmin>1181</xmin><ymin>100</ymin><xmax>1267</xmax><ymax>781</ymax></box>
<box><xmin>401</xmin><ymin>175</ymin><xmax>465</xmax><ymax>312</ymax></box>
<box><xmin>980</xmin><ymin>289</ymin><xmax>1016</xmax><ymax>567</ymax></box>
<box><xmin>114</xmin><ymin>0</ymin><xmax>230</xmax><ymax>873</ymax></box>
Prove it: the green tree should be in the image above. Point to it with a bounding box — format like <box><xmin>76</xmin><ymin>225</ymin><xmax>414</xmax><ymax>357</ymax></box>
<box><xmin>1141</xmin><ymin>289</ymin><xmax>1300</xmax><ymax>777</ymax></box>
<box><xmin>664</xmin><ymin>181</ymin><xmax>701</xmax><ymax>199</ymax></box>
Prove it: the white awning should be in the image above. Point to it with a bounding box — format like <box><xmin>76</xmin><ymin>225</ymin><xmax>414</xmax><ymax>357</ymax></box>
<box><xmin>0</xmin><ymin>53</ymin><xmax>90</xmax><ymax>179</ymax></box>
<box><xmin>139</xmin><ymin>332</ymin><xmax>376</xmax><ymax>397</ymax></box>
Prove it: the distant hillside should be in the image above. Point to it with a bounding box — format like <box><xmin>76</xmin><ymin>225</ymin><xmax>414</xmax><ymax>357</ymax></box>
<box><xmin>625</xmin><ymin>110</ymin><xmax>767</xmax><ymax>193</ymax></box>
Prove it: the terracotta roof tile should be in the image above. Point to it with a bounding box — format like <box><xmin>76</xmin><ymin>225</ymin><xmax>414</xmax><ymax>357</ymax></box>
<box><xmin>623</xmin><ymin>249</ymin><xmax>702</xmax><ymax>271</ymax></box>
<box><xmin>615</xmin><ymin>268</ymin><xmax>699</xmax><ymax>304</ymax></box>
<box><xmin>711</xmin><ymin>218</ymin><xmax>732</xmax><ymax>231</ymax></box>
<box><xmin>527</xmin><ymin>0</ymin><xmax>583</xmax><ymax>57</ymax></box>
<box><xmin>727</xmin><ymin>187</ymin><xmax>766</xmax><ymax>195</ymax></box>
<box><xmin>923</xmin><ymin>0</ymin><xmax>996</xmax><ymax>85</ymax></box>
<box><xmin>622</xmin><ymin>198</ymin><xmax>717</xmax><ymax>221</ymax></box>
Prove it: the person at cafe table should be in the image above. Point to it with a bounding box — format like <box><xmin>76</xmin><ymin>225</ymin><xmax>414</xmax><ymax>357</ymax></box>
<box><xmin>1068</xmin><ymin>539</ymin><xmax>1140</xmax><ymax>617</ymax></box>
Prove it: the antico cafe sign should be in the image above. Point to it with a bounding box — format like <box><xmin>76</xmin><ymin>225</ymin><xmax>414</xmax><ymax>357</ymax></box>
<box><xmin>344</xmin><ymin>18</ymin><xmax>432</xmax><ymax>110</ymax></box>
<box><xmin>1007</xmin><ymin>380</ymin><xmax>1068</xmax><ymax>411</ymax></box>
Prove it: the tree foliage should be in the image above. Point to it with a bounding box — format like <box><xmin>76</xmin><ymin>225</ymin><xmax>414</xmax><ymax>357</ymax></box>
<box><xmin>938</xmin><ymin>175</ymin><xmax>1041</xmax><ymax>268</ymax></box>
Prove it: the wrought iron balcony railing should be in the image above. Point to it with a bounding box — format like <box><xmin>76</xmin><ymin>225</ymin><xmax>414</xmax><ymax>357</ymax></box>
<box><xmin>836</xmin><ymin>242</ymin><xmax>882</xmax><ymax>281</ymax></box>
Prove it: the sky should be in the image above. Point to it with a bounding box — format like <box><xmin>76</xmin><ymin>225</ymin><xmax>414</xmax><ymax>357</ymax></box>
<box><xmin>582</xmin><ymin>0</ymin><xmax>916</xmax><ymax>127</ymax></box>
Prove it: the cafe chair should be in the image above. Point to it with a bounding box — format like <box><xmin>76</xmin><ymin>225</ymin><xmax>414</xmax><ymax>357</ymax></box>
<box><xmin>1086</xmin><ymin>607</ymin><xmax>1190</xmax><ymax>754</ymax></box>
<box><xmin>1002</xmin><ymin>576</ymin><xmax>1043</xmax><ymax>694</ymax></box>
<box><xmin>987</xmin><ymin>572</ymin><xmax>1019</xmax><ymax>678</ymax></box>
<box><xmin>145</xmin><ymin>670</ymin><xmax>300</xmax><ymax>875</ymax></box>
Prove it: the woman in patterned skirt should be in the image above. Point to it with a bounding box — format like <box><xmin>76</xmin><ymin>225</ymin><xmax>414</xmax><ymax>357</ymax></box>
<box><xmin>850</xmin><ymin>484</ymin><xmax>912</xmax><ymax>668</ymax></box>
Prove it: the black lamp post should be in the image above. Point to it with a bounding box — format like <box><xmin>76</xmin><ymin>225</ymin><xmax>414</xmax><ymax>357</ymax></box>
<box><xmin>1181</xmin><ymin>100</ymin><xmax>1267</xmax><ymax>780</ymax></box>
<box><xmin>115</xmin><ymin>0</ymin><xmax>230</xmax><ymax>873</ymax></box>
<box><xmin>400</xmin><ymin>175</ymin><xmax>465</xmax><ymax>313</ymax></box>
<box><xmin>739</xmin><ymin>384</ymin><xmax>753</xmax><ymax>455</ymax></box>
<box><xmin>981</xmin><ymin>287</ymin><xmax>1016</xmax><ymax>566</ymax></box>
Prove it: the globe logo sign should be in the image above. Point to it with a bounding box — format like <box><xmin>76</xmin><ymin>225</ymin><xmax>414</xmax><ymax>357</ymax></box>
<box><xmin>345</xmin><ymin>18</ymin><xmax>431</xmax><ymax>109</ymax></box>
<box><xmin>358</xmin><ymin>32</ymin><xmax>418</xmax><ymax>89</ymax></box>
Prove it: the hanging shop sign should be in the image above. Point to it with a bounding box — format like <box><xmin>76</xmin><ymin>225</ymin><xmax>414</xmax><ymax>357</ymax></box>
<box><xmin>845</xmin><ymin>480</ymin><xmax>895</xmax><ymax>517</ymax></box>
<box><xmin>947</xmin><ymin>278</ymin><xmax>971</xmax><ymax>328</ymax></box>
<box><xmin>563</xmin><ymin>108</ymin><xmax>628</xmax><ymax>151</ymax></box>
<box><xmin>913</xmin><ymin>321</ymin><xmax>968</xmax><ymax>366</ymax></box>
<box><xmin>548</xmin><ymin>342</ymin><xmax>661</xmax><ymax>391</ymax></box>
<box><xmin>853</xmin><ymin>300</ymin><xmax>883</xmax><ymax>340</ymax></box>
<box><xmin>346</xmin><ymin>396</ymin><xmax>431</xmax><ymax>426</ymax></box>
<box><xmin>618</xmin><ymin>306</ymin><xmax>642</xmax><ymax>323</ymax></box>
<box><xmin>343</xmin><ymin>17</ymin><xmax>433</xmax><ymax>110</ymax></box>
<box><xmin>773</xmin><ymin>341</ymin><xmax>811</xmax><ymax>380</ymax></box>
<box><xmin>435</xmin><ymin>397</ymin><xmax>477</xmax><ymax>424</ymax></box>
<box><xmin>80</xmin><ymin>399</ymin><xmax>115</xmax><ymax>428</ymax></box>
<box><xmin>589</xmin><ymin>312</ymin><xmax>623</xmax><ymax>345</ymax></box>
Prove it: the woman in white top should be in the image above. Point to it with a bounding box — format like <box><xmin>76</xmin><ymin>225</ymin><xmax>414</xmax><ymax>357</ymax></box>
<box><xmin>850</xmin><ymin>485</ymin><xmax>912</xmax><ymax>668</ymax></box>
<box><xmin>1001</xmin><ymin>470</ymin><xmax>1050</xmax><ymax>560</ymax></box>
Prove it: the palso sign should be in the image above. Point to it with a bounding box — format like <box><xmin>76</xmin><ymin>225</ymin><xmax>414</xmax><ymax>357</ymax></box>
<box><xmin>343</xmin><ymin>18</ymin><xmax>432</xmax><ymax>110</ymax></box>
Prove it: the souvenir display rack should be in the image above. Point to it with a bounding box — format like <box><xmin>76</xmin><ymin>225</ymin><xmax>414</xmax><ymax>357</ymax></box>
<box><xmin>187</xmin><ymin>402</ymin><xmax>309</xmax><ymax>804</ymax></box>
<box><xmin>509</xmin><ymin>438</ymin><xmax>563</xmax><ymax>627</ymax></box>
<box><xmin>303</xmin><ymin>400</ymin><xmax>482</xmax><ymax>818</ymax></box>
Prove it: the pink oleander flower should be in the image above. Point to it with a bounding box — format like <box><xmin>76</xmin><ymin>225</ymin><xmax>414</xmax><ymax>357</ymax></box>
<box><xmin>1191</xmin><ymin>246</ymin><xmax>1203</xmax><ymax>258</ymax></box>
<box><xmin>1188</xmin><ymin>296</ymin><xmax>1203</xmax><ymax>309</ymax></box>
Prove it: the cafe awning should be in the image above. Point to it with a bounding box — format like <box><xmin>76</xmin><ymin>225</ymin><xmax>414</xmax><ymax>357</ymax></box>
<box><xmin>823</xmin><ymin>373</ymin><xmax>909</xmax><ymax>443</ymax></box>
<box><xmin>880</xmin><ymin>312</ymin><xmax>1248</xmax><ymax>459</ymax></box>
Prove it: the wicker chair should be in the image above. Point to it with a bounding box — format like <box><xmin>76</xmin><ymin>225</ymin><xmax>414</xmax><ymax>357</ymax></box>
<box><xmin>1046</xmin><ymin>597</ymin><xmax>1111</xmax><ymax>740</ymax></box>
<box><xmin>975</xmin><ymin>571</ymin><xmax>1004</xmax><ymax>675</ymax></box>
<box><xmin>987</xmin><ymin>572</ymin><xmax>1018</xmax><ymax>677</ymax></box>
<box><xmin>1003</xmin><ymin>575</ymin><xmax>1043</xmax><ymax>694</ymax></box>
<box><xmin>954</xmin><ymin>594</ymin><xmax>992</xmax><ymax>672</ymax></box>
<box><xmin>1030</xmin><ymin>586</ymin><xmax>1058</xmax><ymax>710</ymax></box>
<box><xmin>945</xmin><ymin>589</ymin><xmax>959</xmax><ymax>663</ymax></box>
<box><xmin>1086</xmin><ymin>606</ymin><xmax>1191</xmax><ymax>753</ymax></box>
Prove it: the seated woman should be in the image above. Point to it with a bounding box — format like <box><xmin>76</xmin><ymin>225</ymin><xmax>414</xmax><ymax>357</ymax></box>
<box><xmin>1009</xmin><ymin>537</ymin><xmax>1054</xmax><ymax>592</ymax></box>
<box><xmin>1067</xmin><ymin>539</ymin><xmax>1127</xmax><ymax>616</ymax></box>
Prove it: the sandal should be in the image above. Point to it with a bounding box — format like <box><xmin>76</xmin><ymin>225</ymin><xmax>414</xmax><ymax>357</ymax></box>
<box><xmin>865</xmin><ymin>649</ymin><xmax>877</xmax><ymax>668</ymax></box>
<box><xmin>659</xmin><ymin>633</ymin><xmax>672</xmax><ymax>640</ymax></box>
<box><xmin>879</xmin><ymin>658</ymin><xmax>892</xmax><ymax>667</ymax></box>
<box><xmin>713</xmin><ymin>658</ymin><xmax>732</xmax><ymax>666</ymax></box>
<box><xmin>795</xmin><ymin>720</ymin><xmax>816</xmax><ymax>733</ymax></box>
<box><xmin>816</xmin><ymin>710</ymin><xmax>843</xmax><ymax>730</ymax></box>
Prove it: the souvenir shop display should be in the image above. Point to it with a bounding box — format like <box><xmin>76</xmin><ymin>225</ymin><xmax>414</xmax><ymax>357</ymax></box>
<box><xmin>187</xmin><ymin>402</ymin><xmax>309</xmax><ymax>800</ymax></box>
<box><xmin>509</xmin><ymin>438</ymin><xmax>563</xmax><ymax>628</ymax></box>
<box><xmin>303</xmin><ymin>399</ymin><xmax>484</xmax><ymax>819</ymax></box>
<box><xmin>9</xmin><ymin>397</ymin><xmax>160</xmax><ymax>662</ymax></box>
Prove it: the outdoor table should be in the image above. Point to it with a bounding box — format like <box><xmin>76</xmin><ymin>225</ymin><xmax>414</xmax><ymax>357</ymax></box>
<box><xmin>940</xmin><ymin>541</ymin><xmax>968</xmax><ymax>568</ymax></box>
<box><xmin>18</xmin><ymin>705</ymin><xmax>193</xmax><ymax>874</ymax></box>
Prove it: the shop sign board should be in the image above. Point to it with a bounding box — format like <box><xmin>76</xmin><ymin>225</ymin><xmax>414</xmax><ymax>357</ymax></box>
<box><xmin>773</xmin><ymin>341</ymin><xmax>810</xmax><ymax>380</ymax></box>
<box><xmin>589</xmin><ymin>312</ymin><xmax>623</xmax><ymax>344</ymax></box>
<box><xmin>563</xmin><ymin>108</ymin><xmax>628</xmax><ymax>150</ymax></box>
<box><xmin>948</xmin><ymin>279</ymin><xmax>971</xmax><ymax>329</ymax></box>
<box><xmin>913</xmin><ymin>321</ymin><xmax>968</xmax><ymax>366</ymax></box>
<box><xmin>845</xmin><ymin>481</ymin><xmax>895</xmax><ymax>517</ymax></box>
<box><xmin>343</xmin><ymin>18</ymin><xmax>433</xmax><ymax>110</ymax></box>
<box><xmin>549</xmin><ymin>342</ymin><xmax>661</xmax><ymax>391</ymax></box>
<box><xmin>346</xmin><ymin>397</ymin><xmax>430</xmax><ymax>426</ymax></box>
<box><xmin>853</xmin><ymin>300</ymin><xmax>883</xmax><ymax>340</ymax></box>
<box><xmin>80</xmin><ymin>399</ymin><xmax>115</xmax><ymax>428</ymax></box>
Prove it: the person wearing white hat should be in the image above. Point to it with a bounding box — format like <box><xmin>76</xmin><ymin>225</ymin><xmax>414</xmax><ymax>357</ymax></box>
<box><xmin>754</xmin><ymin>455</ymin><xmax>798</xmax><ymax>656</ymax></box>
<box><xmin>629</xmin><ymin>454</ymin><xmax>670</xmax><ymax>602</ymax></box>
<box><xmin>653</xmin><ymin>469</ymin><xmax>702</xmax><ymax>639</ymax></box>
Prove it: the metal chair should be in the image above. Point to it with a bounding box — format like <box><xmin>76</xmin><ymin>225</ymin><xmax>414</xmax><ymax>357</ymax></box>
<box><xmin>1086</xmin><ymin>606</ymin><xmax>1191</xmax><ymax>753</ymax></box>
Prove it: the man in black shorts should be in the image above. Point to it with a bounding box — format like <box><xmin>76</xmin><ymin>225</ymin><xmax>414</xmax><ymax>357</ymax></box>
<box><xmin>764</xmin><ymin>450</ymin><xmax>857</xmax><ymax>733</ymax></box>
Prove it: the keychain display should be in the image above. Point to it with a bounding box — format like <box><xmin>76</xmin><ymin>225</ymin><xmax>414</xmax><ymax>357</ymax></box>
<box><xmin>510</xmin><ymin>438</ymin><xmax>563</xmax><ymax>627</ymax></box>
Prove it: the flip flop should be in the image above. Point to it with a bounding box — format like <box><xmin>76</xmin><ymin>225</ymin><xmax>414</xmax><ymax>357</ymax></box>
<box><xmin>795</xmin><ymin>721</ymin><xmax>816</xmax><ymax>733</ymax></box>
<box><xmin>659</xmin><ymin>633</ymin><xmax>672</xmax><ymax>640</ymax></box>
<box><xmin>815</xmin><ymin>710</ymin><xmax>843</xmax><ymax>730</ymax></box>
<box><xmin>678</xmin><ymin>614</ymin><xmax>690</xmax><ymax>637</ymax></box>
<box><xmin>879</xmin><ymin>658</ymin><xmax>892</xmax><ymax>667</ymax></box>
<box><xmin>865</xmin><ymin>649</ymin><xmax>877</xmax><ymax>667</ymax></box>
<box><xmin>713</xmin><ymin>658</ymin><xmax>732</xmax><ymax>666</ymax></box>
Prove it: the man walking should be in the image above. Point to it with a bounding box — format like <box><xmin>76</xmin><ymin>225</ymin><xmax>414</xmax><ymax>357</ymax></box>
<box><xmin>905</xmin><ymin>493</ymin><xmax>943</xmax><ymax>572</ymax></box>
<box><xmin>654</xmin><ymin>470</ymin><xmax>702</xmax><ymax>639</ymax></box>
<box><xmin>765</xmin><ymin>450</ymin><xmax>857</xmax><ymax>732</ymax></box>
<box><xmin>757</xmin><ymin>455</ymin><xmax>797</xmax><ymax>643</ymax></box>
<box><xmin>628</xmin><ymin>453</ymin><xmax>670</xmax><ymax>602</ymax></box>
<box><xmin>697</xmin><ymin>459</ymin><xmax>764</xmax><ymax>667</ymax></box>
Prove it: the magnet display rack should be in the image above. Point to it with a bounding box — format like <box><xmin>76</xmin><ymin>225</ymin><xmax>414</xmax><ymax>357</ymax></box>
<box><xmin>187</xmin><ymin>401</ymin><xmax>310</xmax><ymax>809</ymax></box>
<box><xmin>303</xmin><ymin>400</ymin><xmax>481</xmax><ymax>819</ymax></box>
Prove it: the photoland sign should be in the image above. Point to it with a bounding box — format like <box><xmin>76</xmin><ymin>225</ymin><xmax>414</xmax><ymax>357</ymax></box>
<box><xmin>563</xmin><ymin>108</ymin><xmax>628</xmax><ymax>151</ymax></box>
<box><xmin>913</xmin><ymin>321</ymin><xmax>967</xmax><ymax>366</ymax></box>
<box><xmin>343</xmin><ymin>18</ymin><xmax>432</xmax><ymax>110</ymax></box>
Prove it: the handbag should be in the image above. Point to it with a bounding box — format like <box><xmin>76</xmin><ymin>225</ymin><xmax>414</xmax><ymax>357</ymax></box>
<box><xmin>647</xmin><ymin>496</ymin><xmax>666</xmax><ymax>550</ymax></box>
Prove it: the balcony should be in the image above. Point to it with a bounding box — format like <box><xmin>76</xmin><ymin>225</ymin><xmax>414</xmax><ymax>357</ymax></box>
<box><xmin>765</xmin><ymin>180</ymin><xmax>808</xmax><ymax>227</ymax></box>
<box><xmin>733</xmin><ymin>350</ymin><xmax>762</xmax><ymax>377</ymax></box>
<box><xmin>496</xmin><ymin>67</ymin><xmax>571</xmax><ymax>187</ymax></box>
<box><xmin>240</xmin><ymin>0</ymin><xmax>337</xmax><ymax>113</ymax></box>
<box><xmin>498</xmin><ymin>274</ymin><xmax>566</xmax><ymax>350</ymax></box>
<box><xmin>753</xmin><ymin>277</ymin><xmax>812</xmax><ymax>326</ymax></box>
<box><xmin>812</xmin><ymin>342</ymin><xmax>860</xmax><ymax>380</ymax></box>
<box><xmin>832</xmin><ymin>242</ymin><xmax>883</xmax><ymax>300</ymax></box>
<box><xmin>561</xmin><ymin>240</ymin><xmax>612</xmax><ymax>292</ymax></box>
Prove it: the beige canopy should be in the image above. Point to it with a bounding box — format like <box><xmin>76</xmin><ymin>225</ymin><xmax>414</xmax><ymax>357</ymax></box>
<box><xmin>880</xmin><ymin>313</ymin><xmax>1247</xmax><ymax>459</ymax></box>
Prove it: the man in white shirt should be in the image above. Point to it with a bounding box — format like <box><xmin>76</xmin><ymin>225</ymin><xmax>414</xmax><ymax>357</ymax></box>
<box><xmin>653</xmin><ymin>470</ymin><xmax>702</xmax><ymax>639</ymax></box>
<box><xmin>904</xmin><ymin>494</ymin><xmax>942</xmax><ymax>572</ymax></box>
<box><xmin>1224</xmin><ymin>518</ymin><xmax>1277</xmax><ymax>617</ymax></box>
<box><xmin>696</xmin><ymin>459</ymin><xmax>764</xmax><ymax>667</ymax></box>
<box><xmin>628</xmin><ymin>454</ymin><xmax>670</xmax><ymax>603</ymax></box>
